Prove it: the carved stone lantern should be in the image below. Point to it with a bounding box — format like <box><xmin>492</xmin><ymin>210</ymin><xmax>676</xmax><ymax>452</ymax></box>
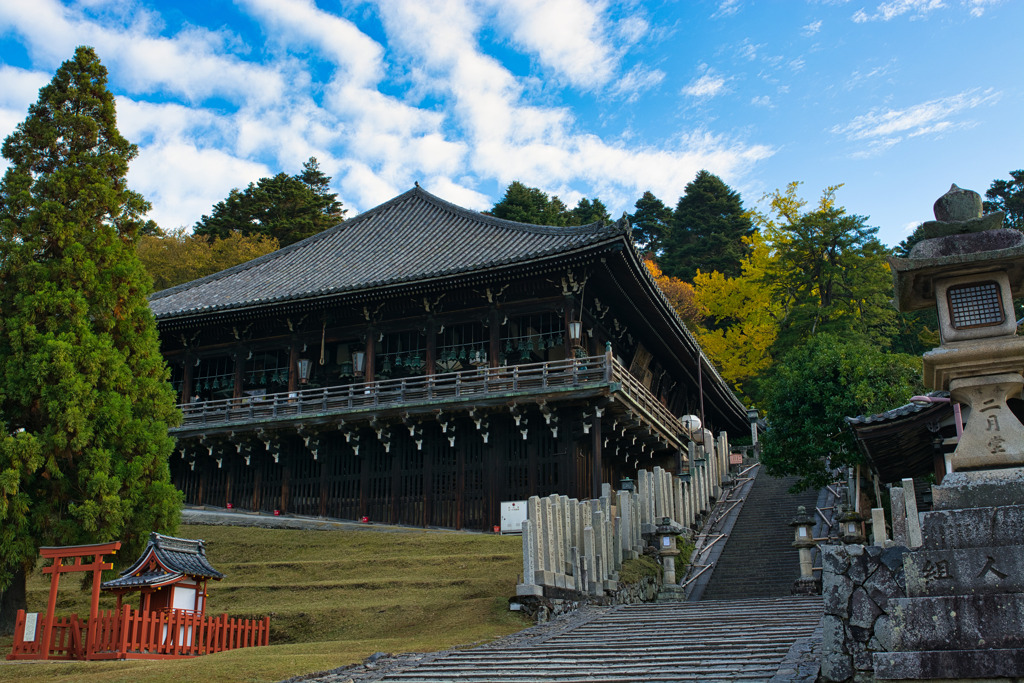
<box><xmin>890</xmin><ymin>185</ymin><xmax>1024</xmax><ymax>471</ymax></box>
<box><xmin>790</xmin><ymin>506</ymin><xmax>820</xmax><ymax>595</ymax></box>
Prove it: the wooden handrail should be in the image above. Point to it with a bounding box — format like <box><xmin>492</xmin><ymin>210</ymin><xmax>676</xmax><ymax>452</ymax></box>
<box><xmin>175</xmin><ymin>354</ymin><xmax>690</xmax><ymax>446</ymax></box>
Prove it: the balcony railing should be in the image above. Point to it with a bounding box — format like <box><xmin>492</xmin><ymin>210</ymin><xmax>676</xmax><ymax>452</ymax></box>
<box><xmin>174</xmin><ymin>354</ymin><xmax>688</xmax><ymax>445</ymax></box>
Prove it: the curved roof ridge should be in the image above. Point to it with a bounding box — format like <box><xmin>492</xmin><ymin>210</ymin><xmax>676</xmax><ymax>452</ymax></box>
<box><xmin>150</xmin><ymin>185</ymin><xmax>624</xmax><ymax>304</ymax></box>
<box><xmin>409</xmin><ymin>185</ymin><xmax>624</xmax><ymax>237</ymax></box>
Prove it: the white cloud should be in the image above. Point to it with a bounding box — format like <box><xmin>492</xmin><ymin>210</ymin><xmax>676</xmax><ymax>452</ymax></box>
<box><xmin>852</xmin><ymin>0</ymin><xmax>946</xmax><ymax>22</ymax></box>
<box><xmin>610</xmin><ymin>65</ymin><xmax>665</xmax><ymax>102</ymax></box>
<box><xmin>964</xmin><ymin>0</ymin><xmax>1003</xmax><ymax>16</ymax></box>
<box><xmin>802</xmin><ymin>19</ymin><xmax>823</xmax><ymax>35</ymax></box>
<box><xmin>485</xmin><ymin>0</ymin><xmax>618</xmax><ymax>89</ymax></box>
<box><xmin>832</xmin><ymin>88</ymin><xmax>1000</xmax><ymax>155</ymax></box>
<box><xmin>0</xmin><ymin>0</ymin><xmax>775</xmax><ymax>227</ymax></box>
<box><xmin>711</xmin><ymin>0</ymin><xmax>742</xmax><ymax>19</ymax></box>
<box><xmin>751</xmin><ymin>95</ymin><xmax>773</xmax><ymax>107</ymax></box>
<box><xmin>682</xmin><ymin>65</ymin><xmax>728</xmax><ymax>98</ymax></box>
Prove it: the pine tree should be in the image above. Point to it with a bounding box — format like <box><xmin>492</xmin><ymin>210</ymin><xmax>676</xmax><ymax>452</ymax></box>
<box><xmin>629</xmin><ymin>191</ymin><xmax>672</xmax><ymax>254</ymax></box>
<box><xmin>194</xmin><ymin>157</ymin><xmax>346</xmax><ymax>247</ymax></box>
<box><xmin>489</xmin><ymin>181</ymin><xmax>570</xmax><ymax>225</ymax></box>
<box><xmin>0</xmin><ymin>46</ymin><xmax>182</xmax><ymax>632</ymax></box>
<box><xmin>662</xmin><ymin>171</ymin><xmax>753</xmax><ymax>281</ymax></box>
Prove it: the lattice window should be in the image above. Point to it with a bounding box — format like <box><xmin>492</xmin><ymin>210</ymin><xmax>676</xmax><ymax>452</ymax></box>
<box><xmin>947</xmin><ymin>281</ymin><xmax>1004</xmax><ymax>329</ymax></box>
<box><xmin>501</xmin><ymin>313</ymin><xmax>565</xmax><ymax>365</ymax></box>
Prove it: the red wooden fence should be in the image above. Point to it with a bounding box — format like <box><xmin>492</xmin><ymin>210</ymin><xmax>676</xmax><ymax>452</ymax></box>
<box><xmin>8</xmin><ymin>606</ymin><xmax>269</xmax><ymax>660</ymax></box>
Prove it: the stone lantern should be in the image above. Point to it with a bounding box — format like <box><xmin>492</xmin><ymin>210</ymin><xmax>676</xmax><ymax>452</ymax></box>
<box><xmin>654</xmin><ymin>516</ymin><xmax>684</xmax><ymax>585</ymax></box>
<box><xmin>890</xmin><ymin>185</ymin><xmax>1024</xmax><ymax>471</ymax></box>
<box><xmin>790</xmin><ymin>505</ymin><xmax>819</xmax><ymax>595</ymax></box>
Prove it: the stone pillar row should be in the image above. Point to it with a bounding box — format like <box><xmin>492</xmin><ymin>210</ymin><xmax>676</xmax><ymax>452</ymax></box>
<box><xmin>516</xmin><ymin>433</ymin><xmax>730</xmax><ymax>598</ymax></box>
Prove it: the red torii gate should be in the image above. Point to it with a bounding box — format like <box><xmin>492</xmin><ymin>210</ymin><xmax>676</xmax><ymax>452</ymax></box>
<box><xmin>37</xmin><ymin>542</ymin><xmax>121</xmax><ymax>660</ymax></box>
<box><xmin>8</xmin><ymin>537</ymin><xmax>270</xmax><ymax>661</ymax></box>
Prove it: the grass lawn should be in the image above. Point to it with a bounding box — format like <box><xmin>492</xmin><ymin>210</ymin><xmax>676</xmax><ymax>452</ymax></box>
<box><xmin>0</xmin><ymin>524</ymin><xmax>531</xmax><ymax>683</ymax></box>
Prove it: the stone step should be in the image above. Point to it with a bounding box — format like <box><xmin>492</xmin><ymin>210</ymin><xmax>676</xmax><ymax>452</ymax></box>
<box><xmin>700</xmin><ymin>469</ymin><xmax>819</xmax><ymax>601</ymax></box>
<box><xmin>376</xmin><ymin>596</ymin><xmax>823</xmax><ymax>682</ymax></box>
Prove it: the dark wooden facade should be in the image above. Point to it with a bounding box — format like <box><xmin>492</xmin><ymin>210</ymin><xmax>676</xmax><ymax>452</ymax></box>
<box><xmin>154</xmin><ymin>187</ymin><xmax>749</xmax><ymax>530</ymax></box>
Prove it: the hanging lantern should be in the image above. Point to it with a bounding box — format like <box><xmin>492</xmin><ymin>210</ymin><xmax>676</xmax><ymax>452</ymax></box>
<box><xmin>394</xmin><ymin>355</ymin><xmax>404</xmax><ymax>368</ymax></box>
<box><xmin>297</xmin><ymin>358</ymin><xmax>312</xmax><ymax>384</ymax></box>
<box><xmin>504</xmin><ymin>339</ymin><xmax>513</xmax><ymax>354</ymax></box>
<box><xmin>340</xmin><ymin>361</ymin><xmax>353</xmax><ymax>376</ymax></box>
<box><xmin>259</xmin><ymin>372</ymin><xmax>267</xmax><ymax>385</ymax></box>
<box><xmin>381</xmin><ymin>356</ymin><xmax>392</xmax><ymax>375</ymax></box>
<box><xmin>352</xmin><ymin>350</ymin><xmax>366</xmax><ymax>377</ymax></box>
<box><xmin>568</xmin><ymin>320</ymin><xmax>583</xmax><ymax>348</ymax></box>
<box><xmin>458</xmin><ymin>346</ymin><xmax>467</xmax><ymax>361</ymax></box>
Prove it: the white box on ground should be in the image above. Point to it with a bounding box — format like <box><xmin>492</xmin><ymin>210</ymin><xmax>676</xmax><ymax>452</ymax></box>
<box><xmin>500</xmin><ymin>500</ymin><xmax>528</xmax><ymax>534</ymax></box>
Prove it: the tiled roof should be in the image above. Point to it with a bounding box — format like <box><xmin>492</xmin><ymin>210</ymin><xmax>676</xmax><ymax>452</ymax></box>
<box><xmin>150</xmin><ymin>186</ymin><xmax>628</xmax><ymax>320</ymax></box>
<box><xmin>103</xmin><ymin>532</ymin><xmax>224</xmax><ymax>590</ymax></box>
<box><xmin>102</xmin><ymin>569</ymin><xmax>183</xmax><ymax>590</ymax></box>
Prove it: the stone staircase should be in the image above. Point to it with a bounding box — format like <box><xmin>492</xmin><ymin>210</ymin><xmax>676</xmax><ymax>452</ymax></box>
<box><xmin>375</xmin><ymin>596</ymin><xmax>823</xmax><ymax>682</ymax></box>
<box><xmin>700</xmin><ymin>468</ymin><xmax>820</xmax><ymax>601</ymax></box>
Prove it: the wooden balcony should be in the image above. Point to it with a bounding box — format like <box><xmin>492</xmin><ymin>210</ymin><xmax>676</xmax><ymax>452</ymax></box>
<box><xmin>173</xmin><ymin>354</ymin><xmax>691</xmax><ymax>450</ymax></box>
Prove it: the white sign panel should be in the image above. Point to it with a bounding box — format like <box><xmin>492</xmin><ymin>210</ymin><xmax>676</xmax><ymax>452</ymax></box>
<box><xmin>500</xmin><ymin>500</ymin><xmax>528</xmax><ymax>534</ymax></box>
<box><xmin>23</xmin><ymin>612</ymin><xmax>38</xmax><ymax>642</ymax></box>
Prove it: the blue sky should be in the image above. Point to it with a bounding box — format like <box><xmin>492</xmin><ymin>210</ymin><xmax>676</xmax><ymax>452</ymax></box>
<box><xmin>0</xmin><ymin>0</ymin><xmax>1021</xmax><ymax>248</ymax></box>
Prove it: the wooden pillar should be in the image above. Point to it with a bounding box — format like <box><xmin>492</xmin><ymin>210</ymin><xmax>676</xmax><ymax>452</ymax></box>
<box><xmin>359</xmin><ymin>438</ymin><xmax>369</xmax><ymax>518</ymax></box>
<box><xmin>563</xmin><ymin>295</ymin><xmax>576</xmax><ymax>359</ymax></box>
<box><xmin>527</xmin><ymin>413</ymin><xmax>537</xmax><ymax>494</ymax></box>
<box><xmin>456</xmin><ymin>437</ymin><xmax>465</xmax><ymax>530</ymax></box>
<box><xmin>253</xmin><ymin>466</ymin><xmax>262</xmax><ymax>511</ymax></box>
<box><xmin>425</xmin><ymin>318</ymin><xmax>436</xmax><ymax>377</ymax></box>
<box><xmin>233</xmin><ymin>347</ymin><xmax>245</xmax><ymax>399</ymax></box>
<box><xmin>364</xmin><ymin>330</ymin><xmax>376</xmax><ymax>383</ymax></box>
<box><xmin>225</xmin><ymin>459</ymin><xmax>233</xmax><ymax>508</ymax></box>
<box><xmin>319</xmin><ymin>455</ymin><xmax>329</xmax><ymax>518</ymax></box>
<box><xmin>182</xmin><ymin>354</ymin><xmax>194</xmax><ymax>403</ymax></box>
<box><xmin>281</xmin><ymin>459</ymin><xmax>290</xmax><ymax>513</ymax></box>
<box><xmin>488</xmin><ymin>307</ymin><xmax>500</xmax><ymax>368</ymax></box>
<box><xmin>288</xmin><ymin>341</ymin><xmax>299</xmax><ymax>393</ymax></box>
<box><xmin>423</xmin><ymin>442</ymin><xmax>433</xmax><ymax>527</ymax></box>
<box><xmin>591</xmin><ymin>414</ymin><xmax>603</xmax><ymax>499</ymax></box>
<box><xmin>390</xmin><ymin>444</ymin><xmax>401</xmax><ymax>524</ymax></box>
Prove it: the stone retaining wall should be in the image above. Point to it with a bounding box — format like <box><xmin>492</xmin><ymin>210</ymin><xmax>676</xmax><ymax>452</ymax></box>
<box><xmin>513</xmin><ymin>574</ymin><xmax>663</xmax><ymax>622</ymax></box>
<box><xmin>821</xmin><ymin>544</ymin><xmax>908</xmax><ymax>683</ymax></box>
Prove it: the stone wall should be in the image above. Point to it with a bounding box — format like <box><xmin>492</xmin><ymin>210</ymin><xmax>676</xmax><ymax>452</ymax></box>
<box><xmin>513</xmin><ymin>574</ymin><xmax>663</xmax><ymax>622</ymax></box>
<box><xmin>821</xmin><ymin>544</ymin><xmax>908</xmax><ymax>683</ymax></box>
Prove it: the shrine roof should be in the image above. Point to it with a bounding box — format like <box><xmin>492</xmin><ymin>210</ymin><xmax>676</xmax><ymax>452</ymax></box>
<box><xmin>104</xmin><ymin>533</ymin><xmax>224</xmax><ymax>589</ymax></box>
<box><xmin>845</xmin><ymin>392</ymin><xmax>953</xmax><ymax>483</ymax></box>
<box><xmin>102</xmin><ymin>569</ymin><xmax>184</xmax><ymax>590</ymax></box>
<box><xmin>150</xmin><ymin>186</ymin><xmax>628</xmax><ymax>321</ymax></box>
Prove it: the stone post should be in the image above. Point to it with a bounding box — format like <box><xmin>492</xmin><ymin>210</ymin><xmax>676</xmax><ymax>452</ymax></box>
<box><xmin>582</xmin><ymin>524</ymin><xmax>599</xmax><ymax>596</ymax></box>
<box><xmin>889</xmin><ymin>485</ymin><xmax>909</xmax><ymax>549</ymax></box>
<box><xmin>515</xmin><ymin>519</ymin><xmax>543</xmax><ymax>596</ymax></box>
<box><xmin>901</xmin><ymin>477</ymin><xmax>922</xmax><ymax>548</ymax></box>
<box><xmin>871</xmin><ymin>507</ymin><xmax>888</xmax><ymax>545</ymax></box>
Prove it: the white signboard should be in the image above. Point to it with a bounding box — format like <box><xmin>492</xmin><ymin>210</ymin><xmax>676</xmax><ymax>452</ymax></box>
<box><xmin>500</xmin><ymin>500</ymin><xmax>528</xmax><ymax>534</ymax></box>
<box><xmin>23</xmin><ymin>612</ymin><xmax>38</xmax><ymax>642</ymax></box>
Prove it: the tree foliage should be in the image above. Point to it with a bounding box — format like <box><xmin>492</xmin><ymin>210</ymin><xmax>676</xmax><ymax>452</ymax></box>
<box><xmin>756</xmin><ymin>182</ymin><xmax>897</xmax><ymax>352</ymax></box>
<box><xmin>643</xmin><ymin>258</ymin><xmax>700</xmax><ymax>324</ymax></box>
<box><xmin>0</xmin><ymin>47</ymin><xmax>182</xmax><ymax>629</ymax></box>
<box><xmin>984</xmin><ymin>169</ymin><xmax>1024</xmax><ymax>231</ymax></box>
<box><xmin>630</xmin><ymin>191</ymin><xmax>672</xmax><ymax>253</ymax></box>
<box><xmin>759</xmin><ymin>335</ymin><xmax>922</xmax><ymax>491</ymax></box>
<box><xmin>137</xmin><ymin>227</ymin><xmax>280</xmax><ymax>291</ymax></box>
<box><xmin>690</xmin><ymin>230</ymin><xmax>781</xmax><ymax>398</ymax></box>
<box><xmin>490</xmin><ymin>181</ymin><xmax>570</xmax><ymax>225</ymax></box>
<box><xmin>193</xmin><ymin>157</ymin><xmax>345</xmax><ymax>247</ymax></box>
<box><xmin>661</xmin><ymin>171</ymin><xmax>753</xmax><ymax>281</ymax></box>
<box><xmin>490</xmin><ymin>181</ymin><xmax>609</xmax><ymax>226</ymax></box>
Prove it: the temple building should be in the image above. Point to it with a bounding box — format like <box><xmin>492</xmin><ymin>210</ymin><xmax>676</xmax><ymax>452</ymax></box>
<box><xmin>153</xmin><ymin>186</ymin><xmax>750</xmax><ymax>531</ymax></box>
